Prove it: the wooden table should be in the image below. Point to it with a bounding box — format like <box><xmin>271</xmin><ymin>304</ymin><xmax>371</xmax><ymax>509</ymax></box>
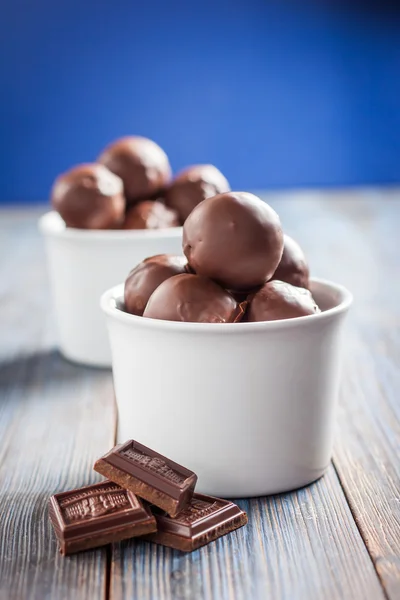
<box><xmin>0</xmin><ymin>190</ymin><xmax>399</xmax><ymax>600</ymax></box>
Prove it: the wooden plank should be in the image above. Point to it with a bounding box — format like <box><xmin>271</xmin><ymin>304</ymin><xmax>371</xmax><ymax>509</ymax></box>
<box><xmin>0</xmin><ymin>355</ymin><xmax>115</xmax><ymax>600</ymax></box>
<box><xmin>336</xmin><ymin>336</ymin><xmax>400</xmax><ymax>599</ymax></box>
<box><xmin>273</xmin><ymin>190</ymin><xmax>400</xmax><ymax>599</ymax></box>
<box><xmin>0</xmin><ymin>207</ymin><xmax>54</xmax><ymax>360</ymax></box>
<box><xmin>2</xmin><ymin>195</ymin><xmax>400</xmax><ymax>599</ymax></box>
<box><xmin>109</xmin><ymin>466</ymin><xmax>384</xmax><ymax>600</ymax></box>
<box><xmin>0</xmin><ymin>210</ymin><xmax>115</xmax><ymax>600</ymax></box>
<box><xmin>109</xmin><ymin>191</ymin><xmax>392</xmax><ymax>599</ymax></box>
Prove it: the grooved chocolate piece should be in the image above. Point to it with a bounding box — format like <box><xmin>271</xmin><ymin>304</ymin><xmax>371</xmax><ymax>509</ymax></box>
<box><xmin>94</xmin><ymin>441</ymin><xmax>197</xmax><ymax>517</ymax></box>
<box><xmin>48</xmin><ymin>480</ymin><xmax>156</xmax><ymax>555</ymax></box>
<box><xmin>144</xmin><ymin>493</ymin><xmax>248</xmax><ymax>552</ymax></box>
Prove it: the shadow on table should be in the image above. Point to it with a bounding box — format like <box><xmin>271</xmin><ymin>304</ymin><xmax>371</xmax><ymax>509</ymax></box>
<box><xmin>0</xmin><ymin>348</ymin><xmax>110</xmax><ymax>394</ymax></box>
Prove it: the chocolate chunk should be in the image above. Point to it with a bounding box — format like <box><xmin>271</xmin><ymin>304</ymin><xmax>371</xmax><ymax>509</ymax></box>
<box><xmin>144</xmin><ymin>493</ymin><xmax>248</xmax><ymax>552</ymax></box>
<box><xmin>122</xmin><ymin>200</ymin><xmax>179</xmax><ymax>230</ymax></box>
<box><xmin>246</xmin><ymin>280</ymin><xmax>320</xmax><ymax>322</ymax></box>
<box><xmin>124</xmin><ymin>254</ymin><xmax>188</xmax><ymax>316</ymax></box>
<box><xmin>94</xmin><ymin>440</ymin><xmax>197</xmax><ymax>518</ymax></box>
<box><xmin>165</xmin><ymin>164</ymin><xmax>230</xmax><ymax>223</ymax></box>
<box><xmin>272</xmin><ymin>234</ymin><xmax>309</xmax><ymax>289</ymax></box>
<box><xmin>183</xmin><ymin>192</ymin><xmax>284</xmax><ymax>291</ymax></box>
<box><xmin>51</xmin><ymin>163</ymin><xmax>126</xmax><ymax>229</ymax></box>
<box><xmin>143</xmin><ymin>273</ymin><xmax>245</xmax><ymax>323</ymax></box>
<box><xmin>98</xmin><ymin>136</ymin><xmax>172</xmax><ymax>203</ymax></box>
<box><xmin>48</xmin><ymin>480</ymin><xmax>156</xmax><ymax>555</ymax></box>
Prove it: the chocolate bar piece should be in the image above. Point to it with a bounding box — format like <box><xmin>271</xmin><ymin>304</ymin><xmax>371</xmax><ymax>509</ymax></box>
<box><xmin>94</xmin><ymin>440</ymin><xmax>197</xmax><ymax>517</ymax></box>
<box><xmin>144</xmin><ymin>493</ymin><xmax>248</xmax><ymax>551</ymax></box>
<box><xmin>48</xmin><ymin>480</ymin><xmax>156</xmax><ymax>555</ymax></box>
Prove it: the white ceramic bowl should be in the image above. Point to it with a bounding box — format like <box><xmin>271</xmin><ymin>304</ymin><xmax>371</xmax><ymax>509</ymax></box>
<box><xmin>101</xmin><ymin>278</ymin><xmax>352</xmax><ymax>498</ymax></box>
<box><xmin>39</xmin><ymin>211</ymin><xmax>182</xmax><ymax>367</ymax></box>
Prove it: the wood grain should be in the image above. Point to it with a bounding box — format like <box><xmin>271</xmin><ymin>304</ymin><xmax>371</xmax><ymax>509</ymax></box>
<box><xmin>271</xmin><ymin>190</ymin><xmax>400</xmax><ymax>599</ymax></box>
<box><xmin>109</xmin><ymin>466</ymin><xmax>384</xmax><ymax>600</ymax></box>
<box><xmin>1</xmin><ymin>195</ymin><xmax>399</xmax><ymax>600</ymax></box>
<box><xmin>0</xmin><ymin>210</ymin><xmax>115</xmax><ymax>600</ymax></box>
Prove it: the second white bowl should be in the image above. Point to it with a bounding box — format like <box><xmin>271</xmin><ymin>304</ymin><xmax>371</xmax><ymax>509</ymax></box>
<box><xmin>39</xmin><ymin>211</ymin><xmax>183</xmax><ymax>367</ymax></box>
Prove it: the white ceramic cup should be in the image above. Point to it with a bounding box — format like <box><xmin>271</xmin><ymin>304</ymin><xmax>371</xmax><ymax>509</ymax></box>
<box><xmin>39</xmin><ymin>211</ymin><xmax>183</xmax><ymax>367</ymax></box>
<box><xmin>101</xmin><ymin>278</ymin><xmax>352</xmax><ymax>498</ymax></box>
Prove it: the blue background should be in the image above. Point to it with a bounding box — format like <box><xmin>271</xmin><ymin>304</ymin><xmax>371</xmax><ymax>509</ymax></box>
<box><xmin>1</xmin><ymin>0</ymin><xmax>400</xmax><ymax>203</ymax></box>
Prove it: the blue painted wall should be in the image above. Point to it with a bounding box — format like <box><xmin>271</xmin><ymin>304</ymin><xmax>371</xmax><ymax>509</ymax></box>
<box><xmin>1</xmin><ymin>0</ymin><xmax>400</xmax><ymax>203</ymax></box>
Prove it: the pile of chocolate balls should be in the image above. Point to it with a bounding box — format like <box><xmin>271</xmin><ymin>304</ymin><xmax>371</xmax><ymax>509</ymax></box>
<box><xmin>124</xmin><ymin>191</ymin><xmax>321</xmax><ymax>323</ymax></box>
<box><xmin>51</xmin><ymin>136</ymin><xmax>229</xmax><ymax>230</ymax></box>
<box><xmin>50</xmin><ymin>133</ymin><xmax>321</xmax><ymax>323</ymax></box>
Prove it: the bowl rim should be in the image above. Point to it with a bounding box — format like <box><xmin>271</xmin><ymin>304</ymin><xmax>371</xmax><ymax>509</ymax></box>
<box><xmin>38</xmin><ymin>210</ymin><xmax>182</xmax><ymax>240</ymax></box>
<box><xmin>100</xmin><ymin>278</ymin><xmax>353</xmax><ymax>333</ymax></box>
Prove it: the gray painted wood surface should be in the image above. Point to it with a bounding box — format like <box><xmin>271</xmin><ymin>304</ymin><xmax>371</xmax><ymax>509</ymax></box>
<box><xmin>274</xmin><ymin>191</ymin><xmax>400</xmax><ymax>599</ymax></box>
<box><xmin>0</xmin><ymin>191</ymin><xmax>399</xmax><ymax>599</ymax></box>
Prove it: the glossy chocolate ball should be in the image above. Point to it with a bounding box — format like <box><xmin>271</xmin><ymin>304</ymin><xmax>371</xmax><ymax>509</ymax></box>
<box><xmin>143</xmin><ymin>273</ymin><xmax>245</xmax><ymax>323</ymax></box>
<box><xmin>165</xmin><ymin>164</ymin><xmax>230</xmax><ymax>223</ymax></box>
<box><xmin>51</xmin><ymin>163</ymin><xmax>125</xmax><ymax>229</ymax></box>
<box><xmin>183</xmin><ymin>192</ymin><xmax>284</xmax><ymax>291</ymax></box>
<box><xmin>98</xmin><ymin>136</ymin><xmax>172</xmax><ymax>203</ymax></box>
<box><xmin>124</xmin><ymin>255</ymin><xmax>187</xmax><ymax>316</ymax></box>
<box><xmin>246</xmin><ymin>280</ymin><xmax>320</xmax><ymax>322</ymax></box>
<box><xmin>272</xmin><ymin>234</ymin><xmax>309</xmax><ymax>289</ymax></box>
<box><xmin>122</xmin><ymin>200</ymin><xmax>179</xmax><ymax>230</ymax></box>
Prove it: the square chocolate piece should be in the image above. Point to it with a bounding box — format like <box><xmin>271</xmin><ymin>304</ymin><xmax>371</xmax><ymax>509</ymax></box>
<box><xmin>49</xmin><ymin>480</ymin><xmax>156</xmax><ymax>555</ymax></box>
<box><xmin>94</xmin><ymin>440</ymin><xmax>197</xmax><ymax>517</ymax></box>
<box><xmin>144</xmin><ymin>493</ymin><xmax>248</xmax><ymax>552</ymax></box>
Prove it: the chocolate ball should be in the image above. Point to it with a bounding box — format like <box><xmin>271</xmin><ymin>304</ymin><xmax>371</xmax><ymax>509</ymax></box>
<box><xmin>124</xmin><ymin>255</ymin><xmax>187</xmax><ymax>316</ymax></box>
<box><xmin>246</xmin><ymin>280</ymin><xmax>320</xmax><ymax>322</ymax></box>
<box><xmin>165</xmin><ymin>164</ymin><xmax>230</xmax><ymax>223</ymax></box>
<box><xmin>272</xmin><ymin>234</ymin><xmax>309</xmax><ymax>289</ymax></box>
<box><xmin>143</xmin><ymin>273</ymin><xmax>245</xmax><ymax>323</ymax></box>
<box><xmin>51</xmin><ymin>163</ymin><xmax>125</xmax><ymax>229</ymax></box>
<box><xmin>183</xmin><ymin>192</ymin><xmax>284</xmax><ymax>291</ymax></box>
<box><xmin>98</xmin><ymin>136</ymin><xmax>172</xmax><ymax>203</ymax></box>
<box><xmin>122</xmin><ymin>200</ymin><xmax>180</xmax><ymax>230</ymax></box>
